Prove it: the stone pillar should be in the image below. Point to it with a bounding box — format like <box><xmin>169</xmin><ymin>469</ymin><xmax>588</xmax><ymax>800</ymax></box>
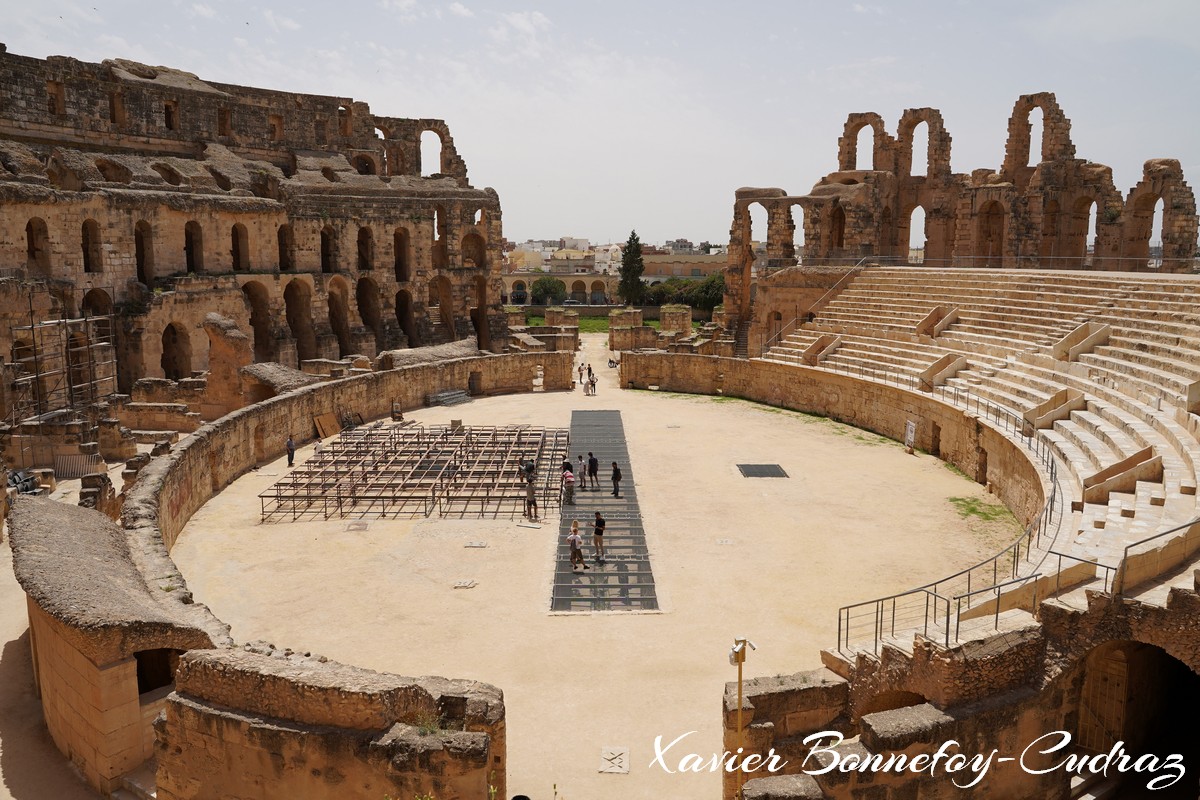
<box><xmin>659</xmin><ymin>305</ymin><xmax>692</xmax><ymax>335</ymax></box>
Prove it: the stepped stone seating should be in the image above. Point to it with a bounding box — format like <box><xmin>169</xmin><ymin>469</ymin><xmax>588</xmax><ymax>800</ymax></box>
<box><xmin>759</xmin><ymin>265</ymin><xmax>1200</xmax><ymax>600</ymax></box>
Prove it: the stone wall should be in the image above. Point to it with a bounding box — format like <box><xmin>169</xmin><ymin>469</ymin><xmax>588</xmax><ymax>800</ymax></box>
<box><xmin>156</xmin><ymin>648</ymin><xmax>505</xmax><ymax>800</ymax></box>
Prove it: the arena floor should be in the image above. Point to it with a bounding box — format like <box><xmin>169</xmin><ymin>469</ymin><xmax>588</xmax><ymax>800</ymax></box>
<box><xmin>0</xmin><ymin>334</ymin><xmax>1021</xmax><ymax>800</ymax></box>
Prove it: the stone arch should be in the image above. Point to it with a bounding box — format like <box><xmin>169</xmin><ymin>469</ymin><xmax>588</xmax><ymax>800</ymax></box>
<box><xmin>337</xmin><ymin>104</ymin><xmax>352</xmax><ymax>137</ymax></box>
<box><xmin>879</xmin><ymin>206</ymin><xmax>896</xmax><ymax>259</ymax></box>
<box><xmin>283</xmin><ymin>279</ymin><xmax>318</xmax><ymax>362</ymax></box>
<box><xmin>277</xmin><ymin>224</ymin><xmax>294</xmax><ymax>272</ymax></box>
<box><xmin>430</xmin><ymin>275</ymin><xmax>455</xmax><ymax>337</ymax></box>
<box><xmin>511</xmin><ymin>281</ymin><xmax>527</xmax><ymax>304</ymax></box>
<box><xmin>82</xmin><ymin>288</ymin><xmax>113</xmax><ymax>343</ymax></box>
<box><xmin>357</xmin><ymin>226</ymin><xmax>374</xmax><ymax>271</ymax></box>
<box><xmin>461</xmin><ymin>231</ymin><xmax>486</xmax><ymax>270</ymax></box>
<box><xmin>590</xmin><ymin>280</ymin><xmax>606</xmax><ymax>305</ymax></box>
<box><xmin>320</xmin><ymin>225</ymin><xmax>337</xmax><ymax>273</ymax></box>
<box><xmin>830</xmin><ymin>205</ymin><xmax>846</xmax><ymax>251</ymax></box>
<box><xmin>185</xmin><ymin>221</ymin><xmax>204</xmax><ymax>273</ymax></box>
<box><xmin>1040</xmin><ymin>198</ymin><xmax>1061</xmax><ymax>263</ymax></box>
<box><xmin>81</xmin><ymin>218</ymin><xmax>102</xmax><ymax>274</ymax></box>
<box><xmin>977</xmin><ymin>200</ymin><xmax>1007</xmax><ymax>267</ymax></box>
<box><xmin>356</xmin><ymin>276</ymin><xmax>383</xmax><ymax>350</ymax></box>
<box><xmin>327</xmin><ymin>276</ymin><xmax>353</xmax><ymax>358</ymax></box>
<box><xmin>394</xmin><ymin>227</ymin><xmax>411</xmax><ymax>282</ymax></box>
<box><xmin>432</xmin><ymin>206</ymin><xmax>448</xmax><ymax>270</ymax></box>
<box><xmin>470</xmin><ymin>275</ymin><xmax>491</xmax><ymax>351</ymax></box>
<box><xmin>838</xmin><ymin>112</ymin><xmax>888</xmax><ymax>171</ymax></box>
<box><xmin>1122</xmin><ymin>159</ymin><xmax>1199</xmax><ymax>271</ymax></box>
<box><xmin>231</xmin><ymin>223</ymin><xmax>250</xmax><ymax>271</ymax></box>
<box><xmin>135</xmin><ymin>220</ymin><xmax>154</xmax><ymax>285</ymax></box>
<box><xmin>904</xmin><ymin>204</ymin><xmax>927</xmax><ymax>262</ymax></box>
<box><xmin>789</xmin><ymin>202</ymin><xmax>806</xmax><ymax>264</ymax></box>
<box><xmin>896</xmin><ymin>107</ymin><xmax>950</xmax><ymax>178</ymax></box>
<box><xmin>395</xmin><ymin>289</ymin><xmax>418</xmax><ymax>347</ymax></box>
<box><xmin>570</xmin><ymin>280</ymin><xmax>586</xmax><ymax>302</ymax></box>
<box><xmin>1073</xmin><ymin>641</ymin><xmax>1200</xmax><ymax>779</ymax></box>
<box><xmin>351</xmin><ymin>154</ymin><xmax>376</xmax><ymax>175</ymax></box>
<box><xmin>1066</xmin><ymin>196</ymin><xmax>1099</xmax><ymax>266</ymax></box>
<box><xmin>95</xmin><ymin>158</ymin><xmax>132</xmax><ymax>184</ymax></box>
<box><xmin>1002</xmin><ymin>92</ymin><xmax>1076</xmax><ymax>176</ymax></box>
<box><xmin>241</xmin><ymin>280</ymin><xmax>274</xmax><ymax>362</ymax></box>
<box><xmin>161</xmin><ymin>322</ymin><xmax>192</xmax><ymax>380</ymax></box>
<box><xmin>25</xmin><ymin>217</ymin><xmax>51</xmax><ymax>277</ymax></box>
<box><xmin>420</xmin><ymin>129</ymin><xmax>443</xmax><ymax>176</ymax></box>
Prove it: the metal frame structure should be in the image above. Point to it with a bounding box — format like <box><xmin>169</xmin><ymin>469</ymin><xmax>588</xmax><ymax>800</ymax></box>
<box><xmin>259</xmin><ymin>422</ymin><xmax>570</xmax><ymax>521</ymax></box>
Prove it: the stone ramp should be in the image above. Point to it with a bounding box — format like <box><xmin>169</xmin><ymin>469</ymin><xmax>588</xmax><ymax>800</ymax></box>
<box><xmin>550</xmin><ymin>410</ymin><xmax>659</xmax><ymax>612</ymax></box>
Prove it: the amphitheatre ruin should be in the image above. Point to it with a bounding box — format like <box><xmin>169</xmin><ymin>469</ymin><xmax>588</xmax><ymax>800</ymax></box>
<box><xmin>0</xmin><ymin>41</ymin><xmax>1199</xmax><ymax>800</ymax></box>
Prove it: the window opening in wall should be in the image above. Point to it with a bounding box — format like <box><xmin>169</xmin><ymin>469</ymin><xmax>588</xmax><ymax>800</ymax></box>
<box><xmin>25</xmin><ymin>218</ymin><xmax>51</xmax><ymax>277</ymax></box>
<box><xmin>81</xmin><ymin>219</ymin><xmax>102</xmax><ymax>274</ymax></box>
<box><xmin>420</xmin><ymin>129</ymin><xmax>442</xmax><ymax>176</ymax></box>
<box><xmin>320</xmin><ymin>226</ymin><xmax>337</xmax><ymax>273</ymax></box>
<box><xmin>357</xmin><ymin>227</ymin><xmax>374</xmax><ymax>270</ymax></box>
<box><xmin>394</xmin><ymin>228</ymin><xmax>410</xmax><ymax>282</ymax></box>
<box><xmin>1027</xmin><ymin>106</ymin><xmax>1044</xmax><ymax>166</ymax></box>
<box><xmin>277</xmin><ymin>224</ymin><xmax>294</xmax><ymax>271</ymax></box>
<box><xmin>46</xmin><ymin>81</ymin><xmax>65</xmax><ymax>115</ymax></box>
<box><xmin>269</xmin><ymin>114</ymin><xmax>283</xmax><ymax>142</ymax></box>
<box><xmin>910</xmin><ymin>120</ymin><xmax>929</xmax><ymax>176</ymax></box>
<box><xmin>163</xmin><ymin>100</ymin><xmax>179</xmax><ymax>131</ymax></box>
<box><xmin>908</xmin><ymin>206</ymin><xmax>927</xmax><ymax>263</ymax></box>
<box><xmin>338</xmin><ymin>104</ymin><xmax>352</xmax><ymax>136</ymax></box>
<box><xmin>161</xmin><ymin>323</ymin><xmax>192</xmax><ymax>380</ymax></box>
<box><xmin>314</xmin><ymin>119</ymin><xmax>327</xmax><ymax>144</ymax></box>
<box><xmin>185</xmin><ymin>221</ymin><xmax>203</xmax><ymax>273</ymax></box>
<box><xmin>108</xmin><ymin>91</ymin><xmax>125</xmax><ymax>126</ymax></box>
<box><xmin>217</xmin><ymin>107</ymin><xmax>231</xmax><ymax>137</ymax></box>
<box><xmin>231</xmin><ymin>223</ymin><xmax>250</xmax><ymax>271</ymax></box>
<box><xmin>1149</xmin><ymin>197</ymin><xmax>1165</xmax><ymax>268</ymax></box>
<box><xmin>830</xmin><ymin>206</ymin><xmax>846</xmax><ymax>250</ymax></box>
<box><xmin>855</xmin><ymin>125</ymin><xmax>874</xmax><ymax>170</ymax></box>
<box><xmin>135</xmin><ymin>220</ymin><xmax>154</xmax><ymax>285</ymax></box>
<box><xmin>353</xmin><ymin>155</ymin><xmax>376</xmax><ymax>175</ymax></box>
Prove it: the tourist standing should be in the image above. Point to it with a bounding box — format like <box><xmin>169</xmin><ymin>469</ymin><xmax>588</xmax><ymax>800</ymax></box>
<box><xmin>592</xmin><ymin>511</ymin><xmax>606</xmax><ymax>563</ymax></box>
<box><xmin>578</xmin><ymin>364</ymin><xmax>585</xmax><ymax>386</ymax></box>
<box><xmin>568</xmin><ymin>522</ymin><xmax>589</xmax><ymax>571</ymax></box>
<box><xmin>562</xmin><ymin>467</ymin><xmax>576</xmax><ymax>505</ymax></box>
<box><xmin>286</xmin><ymin>435</ymin><xmax>295</xmax><ymax>467</ymax></box>
<box><xmin>578</xmin><ymin>455</ymin><xmax>587</xmax><ymax>488</ymax></box>
<box><xmin>525</xmin><ymin>477</ymin><xmax>539</xmax><ymax>521</ymax></box>
<box><xmin>587</xmin><ymin>452</ymin><xmax>600</xmax><ymax>489</ymax></box>
<box><xmin>590</xmin><ymin>375</ymin><xmax>598</xmax><ymax>395</ymax></box>
<box><xmin>611</xmin><ymin>461</ymin><xmax>622</xmax><ymax>497</ymax></box>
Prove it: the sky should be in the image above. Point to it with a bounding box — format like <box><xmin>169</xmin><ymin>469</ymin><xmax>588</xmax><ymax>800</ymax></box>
<box><xmin>4</xmin><ymin>0</ymin><xmax>1199</xmax><ymax>245</ymax></box>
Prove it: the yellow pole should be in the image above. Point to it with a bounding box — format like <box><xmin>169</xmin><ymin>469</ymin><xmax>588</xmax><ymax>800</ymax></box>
<box><xmin>736</xmin><ymin>652</ymin><xmax>744</xmax><ymax>800</ymax></box>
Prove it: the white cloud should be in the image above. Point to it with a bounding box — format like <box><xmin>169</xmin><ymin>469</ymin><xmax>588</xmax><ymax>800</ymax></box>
<box><xmin>189</xmin><ymin>3</ymin><xmax>216</xmax><ymax>19</ymax></box>
<box><xmin>263</xmin><ymin>9</ymin><xmax>300</xmax><ymax>32</ymax></box>
<box><xmin>449</xmin><ymin>2</ymin><xmax>473</xmax><ymax>18</ymax></box>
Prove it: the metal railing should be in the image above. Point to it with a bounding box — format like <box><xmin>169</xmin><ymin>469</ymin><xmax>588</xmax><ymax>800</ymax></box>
<box><xmin>954</xmin><ymin>574</ymin><xmax>1042</xmax><ymax>640</ymax></box>
<box><xmin>1113</xmin><ymin>516</ymin><xmax>1200</xmax><ymax>596</ymax></box>
<box><xmin>768</xmin><ymin>253</ymin><xmax>1196</xmax><ymax>273</ymax></box>
<box><xmin>1046</xmin><ymin>551</ymin><xmax>1117</xmax><ymax>597</ymax></box>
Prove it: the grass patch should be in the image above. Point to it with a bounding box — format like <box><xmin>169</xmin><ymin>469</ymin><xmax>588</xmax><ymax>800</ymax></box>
<box><xmin>943</xmin><ymin>461</ymin><xmax>971</xmax><ymax>480</ymax></box>
<box><xmin>577</xmin><ymin>316</ymin><xmax>610</xmax><ymax>333</ymax></box>
<box><xmin>947</xmin><ymin>496</ymin><xmax>1012</xmax><ymax>522</ymax></box>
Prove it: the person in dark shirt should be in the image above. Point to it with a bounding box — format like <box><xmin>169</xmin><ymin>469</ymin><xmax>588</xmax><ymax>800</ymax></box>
<box><xmin>587</xmin><ymin>452</ymin><xmax>599</xmax><ymax>489</ymax></box>
<box><xmin>592</xmin><ymin>511</ymin><xmax>606</xmax><ymax>563</ymax></box>
<box><xmin>611</xmin><ymin>461</ymin><xmax>622</xmax><ymax>497</ymax></box>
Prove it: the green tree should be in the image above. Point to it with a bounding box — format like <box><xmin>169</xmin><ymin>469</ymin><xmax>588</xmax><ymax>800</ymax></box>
<box><xmin>530</xmin><ymin>276</ymin><xmax>567</xmax><ymax>305</ymax></box>
<box><xmin>618</xmin><ymin>230</ymin><xmax>646</xmax><ymax>304</ymax></box>
<box><xmin>683</xmin><ymin>272</ymin><xmax>725</xmax><ymax>311</ymax></box>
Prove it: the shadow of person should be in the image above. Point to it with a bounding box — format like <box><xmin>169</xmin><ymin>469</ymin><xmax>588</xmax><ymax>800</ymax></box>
<box><xmin>0</xmin><ymin>631</ymin><xmax>99</xmax><ymax>798</ymax></box>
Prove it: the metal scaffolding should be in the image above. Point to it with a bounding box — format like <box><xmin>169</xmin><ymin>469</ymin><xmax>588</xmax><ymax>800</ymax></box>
<box><xmin>259</xmin><ymin>422</ymin><xmax>571</xmax><ymax>522</ymax></box>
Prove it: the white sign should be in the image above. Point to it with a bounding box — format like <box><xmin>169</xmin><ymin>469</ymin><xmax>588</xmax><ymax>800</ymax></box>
<box><xmin>905</xmin><ymin>420</ymin><xmax>917</xmax><ymax>449</ymax></box>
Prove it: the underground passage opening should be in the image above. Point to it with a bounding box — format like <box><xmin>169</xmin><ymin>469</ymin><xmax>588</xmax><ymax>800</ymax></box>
<box><xmin>135</xmin><ymin>649</ymin><xmax>184</xmax><ymax>697</ymax></box>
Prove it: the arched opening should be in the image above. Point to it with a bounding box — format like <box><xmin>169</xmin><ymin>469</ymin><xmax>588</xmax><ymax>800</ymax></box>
<box><xmin>1075</xmin><ymin>642</ymin><xmax>1200</xmax><ymax>796</ymax></box>
<box><xmin>337</xmin><ymin>105</ymin><xmax>352</xmax><ymax>137</ymax></box>
<box><xmin>352</xmin><ymin>155</ymin><xmax>376</xmax><ymax>175</ymax></box>
<box><xmin>81</xmin><ymin>218</ymin><xmax>102</xmax><ymax>273</ymax></box>
<box><xmin>374</xmin><ymin>126</ymin><xmax>389</xmax><ymax>174</ymax></box>
<box><xmin>858</xmin><ymin>690</ymin><xmax>928</xmax><ymax>719</ymax></box>
<box><xmin>1150</xmin><ymin>197</ymin><xmax>1165</xmax><ymax>268</ymax></box>
<box><xmin>432</xmin><ymin>205</ymin><xmax>448</xmax><ymax>270</ymax></box>
<box><xmin>461</xmin><ymin>231</ymin><xmax>486</xmax><ymax>270</ymax></box>
<box><xmin>854</xmin><ymin>125</ymin><xmax>874</xmax><ymax>170</ymax></box>
<box><xmin>231</xmin><ymin>223</ymin><xmax>250</xmax><ymax>272</ymax></box>
<box><xmin>327</xmin><ymin>277</ymin><xmax>352</xmax><ymax>358</ymax></box>
<box><xmin>511</xmin><ymin>281</ymin><xmax>527</xmax><ymax>305</ymax></box>
<box><xmin>768</xmin><ymin>310</ymin><xmax>783</xmax><ymax>344</ymax></box>
<box><xmin>395</xmin><ymin>289</ymin><xmax>418</xmax><ymax>347</ymax></box>
<box><xmin>394</xmin><ymin>228</ymin><xmax>411</xmax><ymax>282</ymax></box>
<box><xmin>570</xmin><ymin>280</ymin><xmax>586</xmax><ymax>302</ymax></box>
<box><xmin>277</xmin><ymin>224</ymin><xmax>294</xmax><ymax>271</ymax></box>
<box><xmin>356</xmin><ymin>276</ymin><xmax>383</xmax><ymax>351</ymax></box>
<box><xmin>161</xmin><ymin>323</ymin><xmax>192</xmax><ymax>380</ymax></box>
<box><xmin>12</xmin><ymin>339</ymin><xmax>34</xmax><ymax>372</ymax></box>
<box><xmin>907</xmin><ymin>206</ymin><xmax>927</xmax><ymax>263</ymax></box>
<box><xmin>909</xmin><ymin>120</ymin><xmax>929</xmax><ymax>176</ymax></box>
<box><xmin>830</xmin><ymin>206</ymin><xmax>846</xmax><ymax>251</ymax></box>
<box><xmin>152</xmin><ymin>163</ymin><xmax>183</xmax><ymax>186</ymax></box>
<box><xmin>67</xmin><ymin>332</ymin><xmax>88</xmax><ymax>397</ymax></box>
<box><xmin>135</xmin><ymin>220</ymin><xmax>154</xmax><ymax>285</ymax></box>
<box><xmin>81</xmin><ymin>288</ymin><xmax>113</xmax><ymax>343</ymax></box>
<box><xmin>283</xmin><ymin>280</ymin><xmax>318</xmax><ymax>363</ymax></box>
<box><xmin>590</xmin><ymin>280</ymin><xmax>606</xmax><ymax>305</ymax></box>
<box><xmin>1040</xmin><ymin>198</ymin><xmax>1061</xmax><ymax>264</ymax></box>
<box><xmin>134</xmin><ymin>649</ymin><xmax>184</xmax><ymax>696</ymax></box>
<box><xmin>95</xmin><ymin>158</ymin><xmax>132</xmax><ymax>184</ymax></box>
<box><xmin>1066</xmin><ymin>197</ymin><xmax>1098</xmax><ymax>267</ymax></box>
<box><xmin>357</xmin><ymin>227</ymin><xmax>374</xmax><ymax>271</ymax></box>
<box><xmin>421</xmin><ymin>130</ymin><xmax>442</xmax><ymax>176</ymax></box>
<box><xmin>241</xmin><ymin>281</ymin><xmax>274</xmax><ymax>362</ymax></box>
<box><xmin>185</xmin><ymin>221</ymin><xmax>203</xmax><ymax>273</ymax></box>
<box><xmin>978</xmin><ymin>201</ymin><xmax>1006</xmax><ymax>267</ymax></box>
<box><xmin>470</xmin><ymin>275</ymin><xmax>491</xmax><ymax>350</ymax></box>
<box><xmin>473</xmin><ymin>208</ymin><xmax>485</xmax><ymax>227</ymax></box>
<box><xmin>320</xmin><ymin>226</ymin><xmax>337</xmax><ymax>273</ymax></box>
<box><xmin>790</xmin><ymin>205</ymin><xmax>806</xmax><ymax>265</ymax></box>
<box><xmin>25</xmin><ymin>217</ymin><xmax>51</xmax><ymax>277</ymax></box>
<box><xmin>1027</xmin><ymin>106</ymin><xmax>1044</xmax><ymax>166</ymax></box>
<box><xmin>430</xmin><ymin>276</ymin><xmax>455</xmax><ymax>339</ymax></box>
<box><xmin>745</xmin><ymin>202</ymin><xmax>768</xmax><ymax>274</ymax></box>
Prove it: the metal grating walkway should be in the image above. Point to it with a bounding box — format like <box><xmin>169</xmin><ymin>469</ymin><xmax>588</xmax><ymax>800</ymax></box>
<box><xmin>551</xmin><ymin>410</ymin><xmax>659</xmax><ymax>612</ymax></box>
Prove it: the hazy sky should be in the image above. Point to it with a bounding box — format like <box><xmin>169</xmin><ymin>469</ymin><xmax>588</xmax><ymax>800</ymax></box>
<box><xmin>5</xmin><ymin>0</ymin><xmax>1199</xmax><ymax>245</ymax></box>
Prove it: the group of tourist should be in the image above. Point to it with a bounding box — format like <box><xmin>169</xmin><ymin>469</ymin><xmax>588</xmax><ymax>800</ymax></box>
<box><xmin>566</xmin><ymin>512</ymin><xmax>607</xmax><ymax>570</ymax></box>
<box><xmin>578</xmin><ymin>363</ymin><xmax>599</xmax><ymax>395</ymax></box>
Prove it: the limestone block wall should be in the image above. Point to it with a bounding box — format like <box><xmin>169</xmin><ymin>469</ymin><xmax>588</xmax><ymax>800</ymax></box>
<box><xmin>156</xmin><ymin>649</ymin><xmax>505</xmax><ymax>800</ymax></box>
<box><xmin>658</xmin><ymin>304</ymin><xmax>692</xmax><ymax>334</ymax></box>
<box><xmin>608</xmin><ymin>325</ymin><xmax>660</xmax><ymax>353</ymax></box>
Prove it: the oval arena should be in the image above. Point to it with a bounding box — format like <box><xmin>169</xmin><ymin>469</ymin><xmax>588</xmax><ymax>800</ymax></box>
<box><xmin>1</xmin><ymin>45</ymin><xmax>1199</xmax><ymax>800</ymax></box>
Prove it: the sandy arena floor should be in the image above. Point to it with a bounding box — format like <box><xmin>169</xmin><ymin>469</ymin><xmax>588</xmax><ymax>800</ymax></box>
<box><xmin>170</xmin><ymin>334</ymin><xmax>1019</xmax><ymax>800</ymax></box>
<box><xmin>0</xmin><ymin>334</ymin><xmax>1019</xmax><ymax>800</ymax></box>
